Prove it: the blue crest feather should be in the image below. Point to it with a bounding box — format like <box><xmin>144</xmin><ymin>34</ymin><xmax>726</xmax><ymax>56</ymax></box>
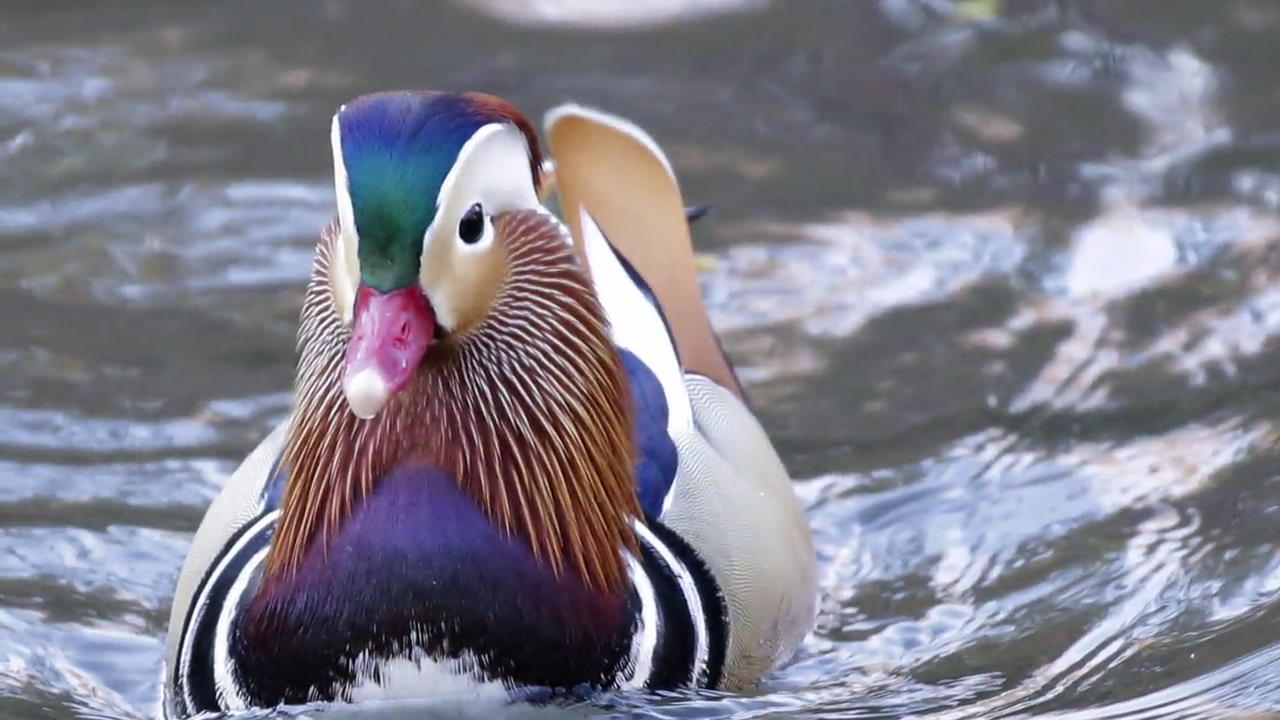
<box><xmin>337</xmin><ymin>91</ymin><xmax>530</xmax><ymax>290</ymax></box>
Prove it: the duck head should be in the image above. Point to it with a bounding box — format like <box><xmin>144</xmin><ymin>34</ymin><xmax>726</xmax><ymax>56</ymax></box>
<box><xmin>327</xmin><ymin>91</ymin><xmax>547</xmax><ymax>419</ymax></box>
<box><xmin>269</xmin><ymin>91</ymin><xmax>639</xmax><ymax>595</ymax></box>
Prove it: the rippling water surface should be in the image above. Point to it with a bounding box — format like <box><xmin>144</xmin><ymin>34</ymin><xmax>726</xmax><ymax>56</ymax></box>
<box><xmin>5</xmin><ymin>1</ymin><xmax>1280</xmax><ymax>718</ymax></box>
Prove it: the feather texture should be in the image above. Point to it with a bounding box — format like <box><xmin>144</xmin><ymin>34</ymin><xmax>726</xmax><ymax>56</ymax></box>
<box><xmin>337</xmin><ymin>91</ymin><xmax>545</xmax><ymax>291</ymax></box>
<box><xmin>546</xmin><ymin>105</ymin><xmax>745</xmax><ymax>400</ymax></box>
<box><xmin>267</xmin><ymin>210</ymin><xmax>640</xmax><ymax>593</ymax></box>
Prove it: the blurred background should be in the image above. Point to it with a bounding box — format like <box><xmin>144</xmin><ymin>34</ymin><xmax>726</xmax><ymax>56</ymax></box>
<box><xmin>4</xmin><ymin>1</ymin><xmax>1280</xmax><ymax>718</ymax></box>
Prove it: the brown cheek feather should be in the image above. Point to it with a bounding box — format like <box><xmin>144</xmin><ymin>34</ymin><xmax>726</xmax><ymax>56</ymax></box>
<box><xmin>266</xmin><ymin>211</ymin><xmax>640</xmax><ymax>594</ymax></box>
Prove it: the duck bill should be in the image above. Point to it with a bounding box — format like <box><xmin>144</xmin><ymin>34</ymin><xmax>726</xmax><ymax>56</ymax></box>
<box><xmin>342</xmin><ymin>284</ymin><xmax>436</xmax><ymax>419</ymax></box>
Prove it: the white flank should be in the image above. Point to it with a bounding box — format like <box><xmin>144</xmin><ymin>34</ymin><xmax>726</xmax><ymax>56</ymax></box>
<box><xmin>579</xmin><ymin>207</ymin><xmax>693</xmax><ymax>435</ymax></box>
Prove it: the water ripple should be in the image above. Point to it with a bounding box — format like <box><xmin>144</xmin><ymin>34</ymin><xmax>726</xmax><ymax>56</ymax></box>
<box><xmin>6</xmin><ymin>1</ymin><xmax>1280</xmax><ymax>719</ymax></box>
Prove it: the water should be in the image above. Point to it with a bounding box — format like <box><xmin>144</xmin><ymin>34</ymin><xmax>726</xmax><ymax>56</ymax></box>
<box><xmin>4</xmin><ymin>1</ymin><xmax>1280</xmax><ymax>717</ymax></box>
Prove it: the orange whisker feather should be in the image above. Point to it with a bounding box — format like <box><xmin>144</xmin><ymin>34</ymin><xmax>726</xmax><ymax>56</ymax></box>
<box><xmin>265</xmin><ymin>211</ymin><xmax>640</xmax><ymax>593</ymax></box>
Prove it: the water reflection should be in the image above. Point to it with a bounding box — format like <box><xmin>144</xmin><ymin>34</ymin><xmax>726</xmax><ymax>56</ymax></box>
<box><xmin>3</xmin><ymin>1</ymin><xmax>1280</xmax><ymax>718</ymax></box>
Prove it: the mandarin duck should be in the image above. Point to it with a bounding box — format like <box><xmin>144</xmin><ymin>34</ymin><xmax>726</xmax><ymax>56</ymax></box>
<box><xmin>162</xmin><ymin>91</ymin><xmax>816</xmax><ymax>717</ymax></box>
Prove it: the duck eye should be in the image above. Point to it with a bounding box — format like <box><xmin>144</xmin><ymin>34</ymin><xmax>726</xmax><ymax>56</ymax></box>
<box><xmin>458</xmin><ymin>203</ymin><xmax>485</xmax><ymax>245</ymax></box>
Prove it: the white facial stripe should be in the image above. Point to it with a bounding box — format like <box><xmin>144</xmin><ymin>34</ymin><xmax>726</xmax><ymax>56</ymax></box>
<box><xmin>330</xmin><ymin>109</ymin><xmax>360</xmax><ymax>324</ymax></box>
<box><xmin>329</xmin><ymin>118</ymin><xmax>542</xmax><ymax>333</ymax></box>
<box><xmin>331</xmin><ymin>110</ymin><xmax>357</xmax><ymax>241</ymax></box>
<box><xmin>434</xmin><ymin>123</ymin><xmax>538</xmax><ymax>217</ymax></box>
<box><xmin>418</xmin><ymin>122</ymin><xmax>542</xmax><ymax>330</ymax></box>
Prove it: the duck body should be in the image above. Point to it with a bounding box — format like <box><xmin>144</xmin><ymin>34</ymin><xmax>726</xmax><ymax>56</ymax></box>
<box><xmin>163</xmin><ymin>92</ymin><xmax>814</xmax><ymax>718</ymax></box>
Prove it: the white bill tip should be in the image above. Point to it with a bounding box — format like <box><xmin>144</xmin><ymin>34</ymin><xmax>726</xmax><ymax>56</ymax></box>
<box><xmin>343</xmin><ymin>367</ymin><xmax>390</xmax><ymax>420</ymax></box>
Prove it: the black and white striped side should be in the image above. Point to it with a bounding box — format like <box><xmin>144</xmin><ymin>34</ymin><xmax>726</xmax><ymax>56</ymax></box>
<box><xmin>168</xmin><ymin>510</ymin><xmax>727</xmax><ymax>717</ymax></box>
<box><xmin>168</xmin><ymin>507</ymin><xmax>275</xmax><ymax>718</ymax></box>
<box><xmin>621</xmin><ymin>519</ymin><xmax>727</xmax><ymax>690</ymax></box>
